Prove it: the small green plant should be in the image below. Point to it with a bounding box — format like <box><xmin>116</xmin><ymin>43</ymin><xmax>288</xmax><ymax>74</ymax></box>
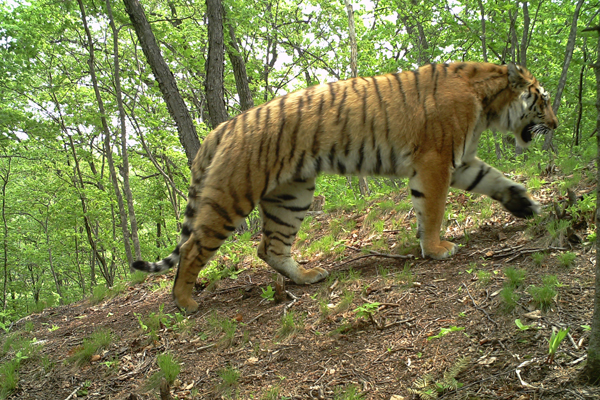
<box><xmin>276</xmin><ymin>311</ymin><xmax>303</xmax><ymax>341</ymax></box>
<box><xmin>397</xmin><ymin>262</ymin><xmax>414</xmax><ymax>287</ymax></box>
<box><xmin>531</xmin><ymin>252</ymin><xmax>545</xmax><ymax>266</ymax></box>
<box><xmin>515</xmin><ymin>319</ymin><xmax>532</xmax><ymax>331</ymax></box>
<box><xmin>354</xmin><ymin>302</ymin><xmax>380</xmax><ymax>327</ymax></box>
<box><xmin>0</xmin><ymin>360</ymin><xmax>19</xmax><ymax>398</ymax></box>
<box><xmin>582</xmin><ymin>325</ymin><xmax>591</xmax><ymax>332</ymax></box>
<box><xmin>68</xmin><ymin>329</ymin><xmax>112</xmax><ymax>366</ymax></box>
<box><xmin>547</xmin><ymin>327</ymin><xmax>569</xmax><ymax>364</ymax></box>
<box><xmin>558</xmin><ymin>251</ymin><xmax>576</xmax><ymax>267</ymax></box>
<box><xmin>408</xmin><ymin>356</ymin><xmax>470</xmax><ymax>399</ymax></box>
<box><xmin>477</xmin><ymin>270</ymin><xmax>492</xmax><ymax>286</ymax></box>
<box><xmin>500</xmin><ymin>286</ymin><xmax>520</xmax><ymax>312</ymax></box>
<box><xmin>146</xmin><ymin>353</ymin><xmax>181</xmax><ymax>391</ymax></box>
<box><xmin>101</xmin><ymin>357</ymin><xmax>120</xmax><ymax>375</ymax></box>
<box><xmin>427</xmin><ymin>326</ymin><xmax>464</xmax><ymax>341</ymax></box>
<box><xmin>90</xmin><ymin>285</ymin><xmax>109</xmax><ymax>305</ymax></box>
<box><xmin>334</xmin><ymin>290</ymin><xmax>355</xmax><ymax>314</ymax></box>
<box><xmin>504</xmin><ymin>267</ymin><xmax>526</xmax><ymax>288</ymax></box>
<box><xmin>23</xmin><ymin>321</ymin><xmax>34</xmax><ymax>333</ymax></box>
<box><xmin>528</xmin><ymin>283</ymin><xmax>557</xmax><ymax>312</ymax></box>
<box><xmin>261</xmin><ymin>385</ymin><xmax>281</xmax><ymax>400</ymax></box>
<box><xmin>333</xmin><ymin>383</ymin><xmax>365</xmax><ymax>399</ymax></box>
<box><xmin>217</xmin><ymin>366</ymin><xmax>240</xmax><ymax>397</ymax></box>
<box><xmin>207</xmin><ymin>312</ymin><xmax>238</xmax><ymax>348</ymax></box>
<box><xmin>260</xmin><ymin>285</ymin><xmax>276</xmax><ymax>302</ymax></box>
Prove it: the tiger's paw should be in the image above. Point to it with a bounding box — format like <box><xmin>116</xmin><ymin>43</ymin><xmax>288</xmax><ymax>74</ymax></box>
<box><xmin>498</xmin><ymin>185</ymin><xmax>541</xmax><ymax>218</ymax></box>
<box><xmin>422</xmin><ymin>240</ymin><xmax>458</xmax><ymax>260</ymax></box>
<box><xmin>293</xmin><ymin>266</ymin><xmax>329</xmax><ymax>285</ymax></box>
<box><xmin>174</xmin><ymin>296</ymin><xmax>199</xmax><ymax>314</ymax></box>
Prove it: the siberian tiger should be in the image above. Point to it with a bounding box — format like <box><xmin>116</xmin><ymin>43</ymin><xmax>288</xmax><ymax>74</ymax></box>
<box><xmin>133</xmin><ymin>62</ymin><xmax>558</xmax><ymax>312</ymax></box>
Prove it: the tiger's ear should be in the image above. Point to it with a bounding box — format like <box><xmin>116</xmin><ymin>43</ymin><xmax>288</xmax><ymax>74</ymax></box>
<box><xmin>507</xmin><ymin>62</ymin><xmax>532</xmax><ymax>91</ymax></box>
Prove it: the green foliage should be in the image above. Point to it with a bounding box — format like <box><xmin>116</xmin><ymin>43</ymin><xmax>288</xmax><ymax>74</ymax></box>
<box><xmin>260</xmin><ymin>285</ymin><xmax>276</xmax><ymax>302</ymax></box>
<box><xmin>477</xmin><ymin>270</ymin><xmax>492</xmax><ymax>286</ymax></box>
<box><xmin>261</xmin><ymin>385</ymin><xmax>281</xmax><ymax>400</ymax></box>
<box><xmin>408</xmin><ymin>357</ymin><xmax>470</xmax><ymax>399</ymax></box>
<box><xmin>217</xmin><ymin>366</ymin><xmax>240</xmax><ymax>397</ymax></box>
<box><xmin>528</xmin><ymin>283</ymin><xmax>557</xmax><ymax>312</ymax></box>
<box><xmin>68</xmin><ymin>329</ymin><xmax>112</xmax><ymax>366</ymax></box>
<box><xmin>207</xmin><ymin>312</ymin><xmax>238</xmax><ymax>348</ymax></box>
<box><xmin>333</xmin><ymin>384</ymin><xmax>365</xmax><ymax>399</ymax></box>
<box><xmin>500</xmin><ymin>286</ymin><xmax>520</xmax><ymax>312</ymax></box>
<box><xmin>547</xmin><ymin>328</ymin><xmax>570</xmax><ymax>364</ymax></box>
<box><xmin>558</xmin><ymin>251</ymin><xmax>576</xmax><ymax>267</ymax></box>
<box><xmin>531</xmin><ymin>252</ymin><xmax>545</xmax><ymax>266</ymax></box>
<box><xmin>504</xmin><ymin>267</ymin><xmax>527</xmax><ymax>288</ymax></box>
<box><xmin>146</xmin><ymin>353</ymin><xmax>181</xmax><ymax>390</ymax></box>
<box><xmin>354</xmin><ymin>302</ymin><xmax>380</xmax><ymax>320</ymax></box>
<box><xmin>427</xmin><ymin>326</ymin><xmax>465</xmax><ymax>341</ymax></box>
<box><xmin>515</xmin><ymin>319</ymin><xmax>533</xmax><ymax>331</ymax></box>
<box><xmin>0</xmin><ymin>360</ymin><xmax>19</xmax><ymax>399</ymax></box>
<box><xmin>276</xmin><ymin>311</ymin><xmax>303</xmax><ymax>341</ymax></box>
<box><xmin>334</xmin><ymin>290</ymin><xmax>355</xmax><ymax>314</ymax></box>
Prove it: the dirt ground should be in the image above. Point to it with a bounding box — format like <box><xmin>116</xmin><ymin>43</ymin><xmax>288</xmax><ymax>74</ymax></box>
<box><xmin>3</xmin><ymin>178</ymin><xmax>600</xmax><ymax>400</ymax></box>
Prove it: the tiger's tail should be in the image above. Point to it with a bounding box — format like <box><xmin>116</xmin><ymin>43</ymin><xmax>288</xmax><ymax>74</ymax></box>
<box><xmin>131</xmin><ymin>128</ymin><xmax>223</xmax><ymax>274</ymax></box>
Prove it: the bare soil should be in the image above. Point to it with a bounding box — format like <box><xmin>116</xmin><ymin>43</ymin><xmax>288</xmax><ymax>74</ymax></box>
<box><xmin>3</xmin><ymin>176</ymin><xmax>600</xmax><ymax>400</ymax></box>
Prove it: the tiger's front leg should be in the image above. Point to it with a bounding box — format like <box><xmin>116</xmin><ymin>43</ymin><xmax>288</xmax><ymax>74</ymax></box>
<box><xmin>409</xmin><ymin>159</ymin><xmax>458</xmax><ymax>260</ymax></box>
<box><xmin>451</xmin><ymin>158</ymin><xmax>540</xmax><ymax>218</ymax></box>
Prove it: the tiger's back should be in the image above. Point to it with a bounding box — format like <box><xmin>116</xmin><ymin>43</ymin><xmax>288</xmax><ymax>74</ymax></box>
<box><xmin>133</xmin><ymin>62</ymin><xmax>558</xmax><ymax>313</ymax></box>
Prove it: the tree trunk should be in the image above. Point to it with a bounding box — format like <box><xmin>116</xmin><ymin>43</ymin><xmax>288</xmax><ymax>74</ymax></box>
<box><xmin>574</xmin><ymin>39</ymin><xmax>588</xmax><ymax>147</ymax></box>
<box><xmin>122</xmin><ymin>0</ymin><xmax>201</xmax><ymax>166</ymax></box>
<box><xmin>106</xmin><ymin>0</ymin><xmax>141</xmax><ymax>263</ymax></box>
<box><xmin>477</xmin><ymin>0</ymin><xmax>487</xmax><ymax>62</ymax></box>
<box><xmin>0</xmin><ymin>157</ymin><xmax>10</xmax><ymax>314</ymax></box>
<box><xmin>345</xmin><ymin>0</ymin><xmax>369</xmax><ymax>197</ymax></box>
<box><xmin>543</xmin><ymin>0</ymin><xmax>585</xmax><ymax>151</ymax></box>
<box><xmin>44</xmin><ymin>220</ymin><xmax>63</xmax><ymax>305</ymax></box>
<box><xmin>205</xmin><ymin>0</ymin><xmax>230</xmax><ymax>128</ymax></box>
<box><xmin>77</xmin><ymin>0</ymin><xmax>134</xmax><ymax>267</ymax></box>
<box><xmin>583</xmin><ymin>24</ymin><xmax>600</xmax><ymax>383</ymax></box>
<box><xmin>224</xmin><ymin>7</ymin><xmax>254</xmax><ymax>112</ymax></box>
<box><xmin>520</xmin><ymin>1</ymin><xmax>529</xmax><ymax>67</ymax></box>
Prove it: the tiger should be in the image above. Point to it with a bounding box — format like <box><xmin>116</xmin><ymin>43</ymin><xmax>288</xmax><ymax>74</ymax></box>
<box><xmin>133</xmin><ymin>62</ymin><xmax>558</xmax><ymax>313</ymax></box>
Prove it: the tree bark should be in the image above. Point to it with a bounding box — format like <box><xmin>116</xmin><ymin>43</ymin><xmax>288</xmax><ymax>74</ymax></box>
<box><xmin>224</xmin><ymin>7</ymin><xmax>254</xmax><ymax>112</ymax></box>
<box><xmin>520</xmin><ymin>1</ymin><xmax>529</xmax><ymax>68</ymax></box>
<box><xmin>584</xmin><ymin>24</ymin><xmax>600</xmax><ymax>383</ymax></box>
<box><xmin>543</xmin><ymin>0</ymin><xmax>585</xmax><ymax>151</ymax></box>
<box><xmin>122</xmin><ymin>0</ymin><xmax>200</xmax><ymax>165</ymax></box>
<box><xmin>205</xmin><ymin>0</ymin><xmax>230</xmax><ymax>128</ymax></box>
<box><xmin>106</xmin><ymin>0</ymin><xmax>141</xmax><ymax>263</ymax></box>
<box><xmin>77</xmin><ymin>0</ymin><xmax>134</xmax><ymax>267</ymax></box>
<box><xmin>0</xmin><ymin>157</ymin><xmax>10</xmax><ymax>314</ymax></box>
<box><xmin>477</xmin><ymin>0</ymin><xmax>487</xmax><ymax>62</ymax></box>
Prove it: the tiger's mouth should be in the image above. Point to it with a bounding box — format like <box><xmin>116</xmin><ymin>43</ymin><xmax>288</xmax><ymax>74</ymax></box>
<box><xmin>520</xmin><ymin>123</ymin><xmax>550</xmax><ymax>144</ymax></box>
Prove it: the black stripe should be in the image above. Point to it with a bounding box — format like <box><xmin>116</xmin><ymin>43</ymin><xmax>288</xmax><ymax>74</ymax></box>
<box><xmin>200</xmin><ymin>224</ymin><xmax>228</xmax><ymax>240</ymax></box>
<box><xmin>357</xmin><ymin>138</ymin><xmax>365</xmax><ymax>173</ymax></box>
<box><xmin>281</xmin><ymin>203</ymin><xmax>311</xmax><ymax>212</ymax></box>
<box><xmin>362</xmin><ymin>83</ymin><xmax>368</xmax><ymax>126</ymax></box>
<box><xmin>413</xmin><ymin>70</ymin><xmax>420</xmax><ymax>102</ymax></box>
<box><xmin>277</xmin><ymin>194</ymin><xmax>296</xmax><ymax>201</ymax></box>
<box><xmin>338</xmin><ymin>160</ymin><xmax>346</xmax><ymax>174</ymax></box>
<box><xmin>269</xmin><ymin>236</ymin><xmax>294</xmax><ymax>247</ymax></box>
<box><xmin>275</xmin><ymin>96</ymin><xmax>286</xmax><ymax>162</ymax></box>
<box><xmin>262</xmin><ymin>209</ymin><xmax>295</xmax><ymax>228</ymax></box>
<box><xmin>202</xmin><ymin>245</ymin><xmax>221</xmax><ymax>252</ymax></box>
<box><xmin>261</xmin><ymin>170</ymin><xmax>271</xmax><ymax>199</ymax></box>
<box><xmin>262</xmin><ymin>197</ymin><xmax>282</xmax><ymax>203</ymax></box>
<box><xmin>375</xmin><ymin>147</ymin><xmax>382</xmax><ymax>174</ymax></box>
<box><xmin>201</xmin><ymin>199</ymin><xmax>233</xmax><ymax>224</ymax></box>
<box><xmin>289</xmin><ymin>96</ymin><xmax>304</xmax><ymax>163</ymax></box>
<box><xmin>294</xmin><ymin>151</ymin><xmax>306</xmax><ymax>177</ymax></box>
<box><xmin>328</xmin><ymin>144</ymin><xmax>337</xmax><ymax>168</ymax></box>
<box><xmin>431</xmin><ymin>63</ymin><xmax>438</xmax><ymax>95</ymax></box>
<box><xmin>306</xmin><ymin>186</ymin><xmax>315</xmax><ymax>191</ymax></box>
<box><xmin>394</xmin><ymin>73</ymin><xmax>407</xmax><ymax>107</ymax></box>
<box><xmin>336</xmin><ymin>86</ymin><xmax>347</xmax><ymax>124</ymax></box>
<box><xmin>314</xmin><ymin>156</ymin><xmax>322</xmax><ymax>174</ymax></box>
<box><xmin>411</xmin><ymin>189</ymin><xmax>425</xmax><ymax>198</ymax></box>
<box><xmin>390</xmin><ymin>146</ymin><xmax>397</xmax><ymax>174</ymax></box>
<box><xmin>328</xmin><ymin>82</ymin><xmax>336</xmax><ymax>107</ymax></box>
<box><xmin>223</xmin><ymin>224</ymin><xmax>236</xmax><ymax>232</ymax></box>
<box><xmin>181</xmin><ymin>224</ymin><xmax>192</xmax><ymax>237</ymax></box>
<box><xmin>466</xmin><ymin>165</ymin><xmax>488</xmax><ymax>191</ymax></box>
<box><xmin>184</xmin><ymin>204</ymin><xmax>194</xmax><ymax>218</ymax></box>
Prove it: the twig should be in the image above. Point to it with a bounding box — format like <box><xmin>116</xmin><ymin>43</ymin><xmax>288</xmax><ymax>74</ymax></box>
<box><xmin>283</xmin><ymin>290</ymin><xmax>299</xmax><ymax>315</ymax></box>
<box><xmin>567</xmin><ymin>354</ymin><xmax>587</xmax><ymax>366</ymax></box>
<box><xmin>246</xmin><ymin>313</ymin><xmax>264</xmax><ymax>325</ymax></box>
<box><xmin>515</xmin><ymin>358</ymin><xmax>537</xmax><ymax>388</ymax></box>
<box><xmin>338</xmin><ymin>246</ymin><xmax>414</xmax><ymax>266</ymax></box>
<box><xmin>64</xmin><ymin>384</ymin><xmax>84</xmax><ymax>400</ymax></box>
<box><xmin>462</xmin><ymin>284</ymin><xmax>498</xmax><ymax>327</ymax></box>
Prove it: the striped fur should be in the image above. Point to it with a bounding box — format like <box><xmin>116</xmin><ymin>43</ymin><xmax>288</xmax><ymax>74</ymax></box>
<box><xmin>133</xmin><ymin>62</ymin><xmax>558</xmax><ymax>312</ymax></box>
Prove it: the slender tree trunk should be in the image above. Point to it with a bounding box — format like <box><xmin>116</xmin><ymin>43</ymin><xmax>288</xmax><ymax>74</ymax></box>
<box><xmin>584</xmin><ymin>24</ymin><xmax>600</xmax><ymax>383</ymax></box>
<box><xmin>520</xmin><ymin>1</ymin><xmax>529</xmax><ymax>67</ymax></box>
<box><xmin>205</xmin><ymin>0</ymin><xmax>230</xmax><ymax>128</ymax></box>
<box><xmin>574</xmin><ymin>39</ymin><xmax>588</xmax><ymax>147</ymax></box>
<box><xmin>224</xmin><ymin>7</ymin><xmax>254</xmax><ymax>112</ymax></box>
<box><xmin>77</xmin><ymin>0</ymin><xmax>134</xmax><ymax>267</ymax></box>
<box><xmin>477</xmin><ymin>0</ymin><xmax>487</xmax><ymax>62</ymax></box>
<box><xmin>345</xmin><ymin>0</ymin><xmax>369</xmax><ymax>197</ymax></box>
<box><xmin>0</xmin><ymin>157</ymin><xmax>10</xmax><ymax>314</ymax></box>
<box><xmin>106</xmin><ymin>0</ymin><xmax>141</xmax><ymax>263</ymax></box>
<box><xmin>44</xmin><ymin>220</ymin><xmax>63</xmax><ymax>305</ymax></box>
<box><xmin>122</xmin><ymin>0</ymin><xmax>201</xmax><ymax>165</ymax></box>
<box><xmin>543</xmin><ymin>0</ymin><xmax>585</xmax><ymax>151</ymax></box>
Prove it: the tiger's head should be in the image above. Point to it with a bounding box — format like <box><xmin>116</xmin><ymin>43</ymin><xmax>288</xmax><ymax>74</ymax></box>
<box><xmin>503</xmin><ymin>63</ymin><xmax>559</xmax><ymax>148</ymax></box>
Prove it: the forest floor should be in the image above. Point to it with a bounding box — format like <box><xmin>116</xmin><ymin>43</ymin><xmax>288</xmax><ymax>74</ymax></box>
<box><xmin>4</xmin><ymin>170</ymin><xmax>600</xmax><ymax>400</ymax></box>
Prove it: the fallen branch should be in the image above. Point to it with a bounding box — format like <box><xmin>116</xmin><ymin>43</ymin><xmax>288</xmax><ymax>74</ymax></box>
<box><xmin>283</xmin><ymin>290</ymin><xmax>299</xmax><ymax>315</ymax></box>
<box><xmin>64</xmin><ymin>384</ymin><xmax>84</xmax><ymax>400</ymax></box>
<box><xmin>462</xmin><ymin>284</ymin><xmax>498</xmax><ymax>327</ymax></box>
<box><xmin>515</xmin><ymin>358</ymin><xmax>537</xmax><ymax>388</ymax></box>
<box><xmin>339</xmin><ymin>246</ymin><xmax>414</xmax><ymax>266</ymax></box>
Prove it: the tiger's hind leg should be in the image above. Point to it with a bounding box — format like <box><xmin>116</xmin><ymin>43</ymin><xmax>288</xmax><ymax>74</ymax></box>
<box><xmin>257</xmin><ymin>177</ymin><xmax>329</xmax><ymax>284</ymax></box>
<box><xmin>409</xmin><ymin>158</ymin><xmax>458</xmax><ymax>260</ymax></box>
<box><xmin>172</xmin><ymin>186</ymin><xmax>251</xmax><ymax>313</ymax></box>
